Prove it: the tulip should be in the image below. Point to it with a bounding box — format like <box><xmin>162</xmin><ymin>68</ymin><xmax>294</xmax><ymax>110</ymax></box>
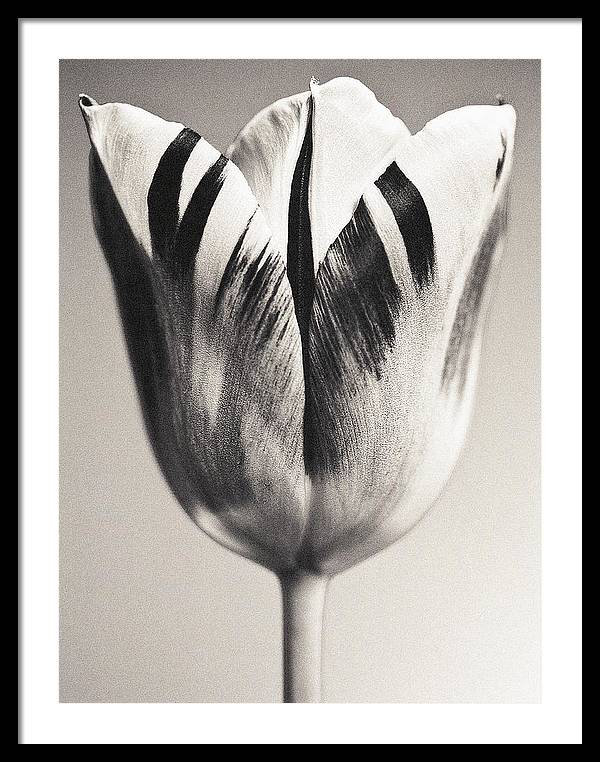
<box><xmin>79</xmin><ymin>76</ymin><xmax>516</xmax><ymax>702</ymax></box>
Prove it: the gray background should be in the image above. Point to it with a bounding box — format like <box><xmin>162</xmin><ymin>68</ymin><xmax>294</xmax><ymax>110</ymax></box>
<box><xmin>60</xmin><ymin>59</ymin><xmax>540</xmax><ymax>703</ymax></box>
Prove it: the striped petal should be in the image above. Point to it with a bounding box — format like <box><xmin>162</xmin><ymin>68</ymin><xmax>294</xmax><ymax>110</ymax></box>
<box><xmin>299</xmin><ymin>101</ymin><xmax>516</xmax><ymax>572</ymax></box>
<box><xmin>81</xmin><ymin>96</ymin><xmax>306</xmax><ymax>571</ymax></box>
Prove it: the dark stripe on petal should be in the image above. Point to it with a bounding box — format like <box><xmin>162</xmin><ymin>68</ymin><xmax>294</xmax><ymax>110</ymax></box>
<box><xmin>169</xmin><ymin>154</ymin><xmax>229</xmax><ymax>283</ymax></box>
<box><xmin>495</xmin><ymin>133</ymin><xmax>508</xmax><ymax>190</ymax></box>
<box><xmin>215</xmin><ymin>238</ymin><xmax>292</xmax><ymax>352</ymax></box>
<box><xmin>375</xmin><ymin>162</ymin><xmax>435</xmax><ymax>291</ymax></box>
<box><xmin>213</xmin><ymin>214</ymin><xmax>255</xmax><ymax>316</ymax></box>
<box><xmin>306</xmin><ymin>197</ymin><xmax>402</xmax><ymax>474</ymax></box>
<box><xmin>286</xmin><ymin>100</ymin><xmax>315</xmax><ymax>373</ymax></box>
<box><xmin>442</xmin><ymin>192</ymin><xmax>508</xmax><ymax>393</ymax></box>
<box><xmin>147</xmin><ymin>127</ymin><xmax>201</xmax><ymax>262</ymax></box>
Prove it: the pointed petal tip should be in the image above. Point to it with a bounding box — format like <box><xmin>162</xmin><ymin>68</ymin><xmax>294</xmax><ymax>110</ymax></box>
<box><xmin>78</xmin><ymin>93</ymin><xmax>98</xmax><ymax>108</ymax></box>
<box><xmin>78</xmin><ymin>94</ymin><xmax>99</xmax><ymax>123</ymax></box>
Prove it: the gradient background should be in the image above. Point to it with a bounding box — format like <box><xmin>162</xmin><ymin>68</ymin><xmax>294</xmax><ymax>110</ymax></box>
<box><xmin>59</xmin><ymin>59</ymin><xmax>540</xmax><ymax>703</ymax></box>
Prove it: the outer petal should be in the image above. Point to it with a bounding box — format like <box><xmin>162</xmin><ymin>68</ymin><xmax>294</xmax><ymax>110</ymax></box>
<box><xmin>82</xmin><ymin>96</ymin><xmax>307</xmax><ymax>571</ymax></box>
<box><xmin>390</xmin><ymin>104</ymin><xmax>516</xmax><ymax>292</ymax></box>
<box><xmin>301</xmin><ymin>102</ymin><xmax>516</xmax><ymax>573</ymax></box>
<box><xmin>80</xmin><ymin>96</ymin><xmax>188</xmax><ymax>257</ymax></box>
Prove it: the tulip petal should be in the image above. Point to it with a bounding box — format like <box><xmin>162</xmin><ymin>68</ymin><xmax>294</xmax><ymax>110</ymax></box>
<box><xmin>83</xmin><ymin>97</ymin><xmax>307</xmax><ymax>570</ymax></box>
<box><xmin>299</xmin><ymin>102</ymin><xmax>516</xmax><ymax>571</ymax></box>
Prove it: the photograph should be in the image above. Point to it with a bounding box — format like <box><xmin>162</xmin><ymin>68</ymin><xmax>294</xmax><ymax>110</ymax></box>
<box><xmin>60</xmin><ymin>58</ymin><xmax>540</xmax><ymax>704</ymax></box>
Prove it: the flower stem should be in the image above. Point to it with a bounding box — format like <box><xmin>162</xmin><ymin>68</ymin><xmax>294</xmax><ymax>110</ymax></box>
<box><xmin>279</xmin><ymin>571</ymin><xmax>329</xmax><ymax>703</ymax></box>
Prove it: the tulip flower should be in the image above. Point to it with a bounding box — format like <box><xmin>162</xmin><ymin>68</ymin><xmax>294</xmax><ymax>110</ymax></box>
<box><xmin>79</xmin><ymin>76</ymin><xmax>516</xmax><ymax>702</ymax></box>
